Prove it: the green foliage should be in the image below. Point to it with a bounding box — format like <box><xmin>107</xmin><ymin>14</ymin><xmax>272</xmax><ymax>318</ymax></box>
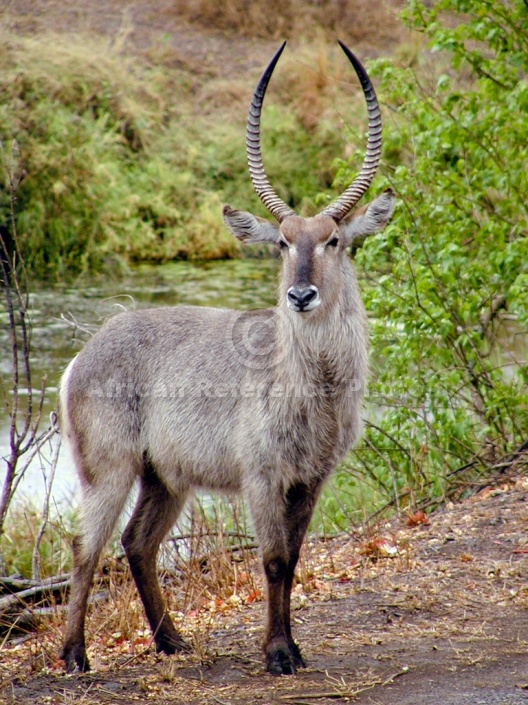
<box><xmin>0</xmin><ymin>502</ymin><xmax>74</xmax><ymax>578</ymax></box>
<box><xmin>0</xmin><ymin>33</ymin><xmax>342</xmax><ymax>278</ymax></box>
<box><xmin>317</xmin><ymin>0</ymin><xmax>528</xmax><ymax>528</ymax></box>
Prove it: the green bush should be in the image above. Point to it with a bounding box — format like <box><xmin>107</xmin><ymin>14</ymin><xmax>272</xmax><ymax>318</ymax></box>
<box><xmin>0</xmin><ymin>33</ymin><xmax>344</xmax><ymax>278</ymax></box>
<box><xmin>317</xmin><ymin>0</ymin><xmax>528</xmax><ymax>528</ymax></box>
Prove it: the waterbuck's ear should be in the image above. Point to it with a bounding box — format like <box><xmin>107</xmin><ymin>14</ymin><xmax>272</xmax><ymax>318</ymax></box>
<box><xmin>341</xmin><ymin>189</ymin><xmax>396</xmax><ymax>249</ymax></box>
<box><xmin>223</xmin><ymin>205</ymin><xmax>280</xmax><ymax>244</ymax></box>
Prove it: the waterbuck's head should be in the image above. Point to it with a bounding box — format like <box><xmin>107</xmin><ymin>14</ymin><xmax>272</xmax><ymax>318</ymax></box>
<box><xmin>223</xmin><ymin>41</ymin><xmax>395</xmax><ymax>315</ymax></box>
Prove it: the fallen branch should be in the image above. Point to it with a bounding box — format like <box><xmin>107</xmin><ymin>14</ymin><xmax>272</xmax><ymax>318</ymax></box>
<box><xmin>0</xmin><ymin>587</ymin><xmax>108</xmax><ymax>639</ymax></box>
<box><xmin>0</xmin><ymin>576</ymin><xmax>40</xmax><ymax>593</ymax></box>
<box><xmin>0</xmin><ymin>577</ymin><xmax>70</xmax><ymax>614</ymax></box>
<box><xmin>2</xmin><ymin>604</ymin><xmax>68</xmax><ymax>633</ymax></box>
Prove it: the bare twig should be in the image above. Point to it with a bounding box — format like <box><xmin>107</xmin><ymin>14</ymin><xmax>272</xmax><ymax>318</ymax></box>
<box><xmin>32</xmin><ymin>426</ymin><xmax>62</xmax><ymax>580</ymax></box>
<box><xmin>495</xmin><ymin>438</ymin><xmax>528</xmax><ymax>474</ymax></box>
<box><xmin>169</xmin><ymin>530</ymin><xmax>256</xmax><ymax>543</ymax></box>
<box><xmin>0</xmin><ymin>140</ymin><xmax>52</xmax><ymax>555</ymax></box>
<box><xmin>9</xmin><ymin>423</ymin><xmax>60</xmax><ymax>501</ymax></box>
<box><xmin>278</xmin><ymin>666</ymin><xmax>409</xmax><ymax>700</ymax></box>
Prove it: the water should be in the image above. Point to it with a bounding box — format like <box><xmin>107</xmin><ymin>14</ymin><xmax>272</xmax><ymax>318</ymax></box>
<box><xmin>0</xmin><ymin>259</ymin><xmax>280</xmax><ymax>506</ymax></box>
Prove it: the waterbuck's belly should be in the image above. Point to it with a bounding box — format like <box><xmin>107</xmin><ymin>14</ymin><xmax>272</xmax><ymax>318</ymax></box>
<box><xmin>140</xmin><ymin>386</ymin><xmax>353</xmax><ymax>495</ymax></box>
<box><xmin>142</xmin><ymin>391</ymin><xmax>246</xmax><ymax>494</ymax></box>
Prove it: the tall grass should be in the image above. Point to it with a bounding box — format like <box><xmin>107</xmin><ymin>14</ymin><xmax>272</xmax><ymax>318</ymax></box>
<box><xmin>0</xmin><ymin>502</ymin><xmax>74</xmax><ymax>579</ymax></box>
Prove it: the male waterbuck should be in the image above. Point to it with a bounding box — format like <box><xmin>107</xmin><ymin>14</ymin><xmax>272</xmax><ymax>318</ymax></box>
<box><xmin>59</xmin><ymin>41</ymin><xmax>395</xmax><ymax>676</ymax></box>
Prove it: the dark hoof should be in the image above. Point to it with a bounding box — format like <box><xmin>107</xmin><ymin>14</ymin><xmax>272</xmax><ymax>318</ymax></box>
<box><xmin>289</xmin><ymin>640</ymin><xmax>306</xmax><ymax>669</ymax></box>
<box><xmin>154</xmin><ymin>631</ymin><xmax>191</xmax><ymax>655</ymax></box>
<box><xmin>60</xmin><ymin>642</ymin><xmax>90</xmax><ymax>673</ymax></box>
<box><xmin>266</xmin><ymin>647</ymin><xmax>297</xmax><ymax>676</ymax></box>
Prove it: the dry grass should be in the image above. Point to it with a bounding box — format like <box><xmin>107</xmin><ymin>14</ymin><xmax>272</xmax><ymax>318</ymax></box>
<box><xmin>171</xmin><ymin>0</ymin><xmax>406</xmax><ymax>47</ymax></box>
<box><xmin>85</xmin><ymin>500</ymin><xmax>266</xmax><ymax>667</ymax></box>
<box><xmin>0</xmin><ymin>28</ymin><xmax>164</xmax><ymax>143</ymax></box>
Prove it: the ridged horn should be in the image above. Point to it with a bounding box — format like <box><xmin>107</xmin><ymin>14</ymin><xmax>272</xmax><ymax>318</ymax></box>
<box><xmin>247</xmin><ymin>41</ymin><xmax>296</xmax><ymax>223</ymax></box>
<box><xmin>320</xmin><ymin>41</ymin><xmax>382</xmax><ymax>223</ymax></box>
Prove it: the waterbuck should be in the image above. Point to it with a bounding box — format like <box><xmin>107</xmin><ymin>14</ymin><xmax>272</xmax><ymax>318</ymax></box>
<box><xmin>59</xmin><ymin>41</ymin><xmax>395</xmax><ymax>676</ymax></box>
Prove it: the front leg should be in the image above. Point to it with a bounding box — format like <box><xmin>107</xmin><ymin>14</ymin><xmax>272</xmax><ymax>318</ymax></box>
<box><xmin>263</xmin><ymin>553</ymin><xmax>297</xmax><ymax>675</ymax></box>
<box><xmin>248</xmin><ymin>477</ymin><xmax>321</xmax><ymax>675</ymax></box>
<box><xmin>247</xmin><ymin>478</ymin><xmax>297</xmax><ymax>675</ymax></box>
<box><xmin>282</xmin><ymin>481</ymin><xmax>322</xmax><ymax>670</ymax></box>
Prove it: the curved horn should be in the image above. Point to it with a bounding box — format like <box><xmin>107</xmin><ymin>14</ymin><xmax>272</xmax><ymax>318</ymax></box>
<box><xmin>320</xmin><ymin>41</ymin><xmax>382</xmax><ymax>223</ymax></box>
<box><xmin>247</xmin><ymin>41</ymin><xmax>296</xmax><ymax>223</ymax></box>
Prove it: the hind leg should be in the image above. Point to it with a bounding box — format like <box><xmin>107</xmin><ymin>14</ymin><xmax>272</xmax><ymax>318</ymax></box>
<box><xmin>61</xmin><ymin>468</ymin><xmax>135</xmax><ymax>672</ymax></box>
<box><xmin>121</xmin><ymin>468</ymin><xmax>188</xmax><ymax>654</ymax></box>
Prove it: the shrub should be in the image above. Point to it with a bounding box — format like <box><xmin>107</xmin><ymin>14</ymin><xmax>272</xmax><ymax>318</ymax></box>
<box><xmin>0</xmin><ymin>32</ymin><xmax>346</xmax><ymax>278</ymax></box>
<box><xmin>318</xmin><ymin>0</ymin><xmax>528</xmax><ymax>527</ymax></box>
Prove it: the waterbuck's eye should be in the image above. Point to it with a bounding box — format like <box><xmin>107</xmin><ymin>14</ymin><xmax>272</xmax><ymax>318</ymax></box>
<box><xmin>278</xmin><ymin>239</ymin><xmax>288</xmax><ymax>250</ymax></box>
<box><xmin>327</xmin><ymin>237</ymin><xmax>339</xmax><ymax>248</ymax></box>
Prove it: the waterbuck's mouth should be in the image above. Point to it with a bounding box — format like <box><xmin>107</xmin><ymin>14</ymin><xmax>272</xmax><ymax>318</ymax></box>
<box><xmin>287</xmin><ymin>297</ymin><xmax>322</xmax><ymax>313</ymax></box>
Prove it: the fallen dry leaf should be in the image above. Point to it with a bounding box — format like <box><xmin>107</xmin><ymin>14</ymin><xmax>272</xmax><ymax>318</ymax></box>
<box><xmin>406</xmin><ymin>511</ymin><xmax>430</xmax><ymax>527</ymax></box>
<box><xmin>460</xmin><ymin>553</ymin><xmax>474</xmax><ymax>563</ymax></box>
<box><xmin>359</xmin><ymin>538</ymin><xmax>398</xmax><ymax>559</ymax></box>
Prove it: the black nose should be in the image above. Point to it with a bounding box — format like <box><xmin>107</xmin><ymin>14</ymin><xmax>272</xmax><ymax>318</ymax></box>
<box><xmin>287</xmin><ymin>286</ymin><xmax>318</xmax><ymax>310</ymax></box>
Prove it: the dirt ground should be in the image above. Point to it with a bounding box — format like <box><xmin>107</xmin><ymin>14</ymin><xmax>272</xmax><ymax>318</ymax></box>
<box><xmin>1</xmin><ymin>474</ymin><xmax>528</xmax><ymax>705</ymax></box>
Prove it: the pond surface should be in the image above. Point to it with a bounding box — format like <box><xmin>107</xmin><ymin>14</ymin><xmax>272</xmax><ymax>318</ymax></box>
<box><xmin>0</xmin><ymin>259</ymin><xmax>280</xmax><ymax>506</ymax></box>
